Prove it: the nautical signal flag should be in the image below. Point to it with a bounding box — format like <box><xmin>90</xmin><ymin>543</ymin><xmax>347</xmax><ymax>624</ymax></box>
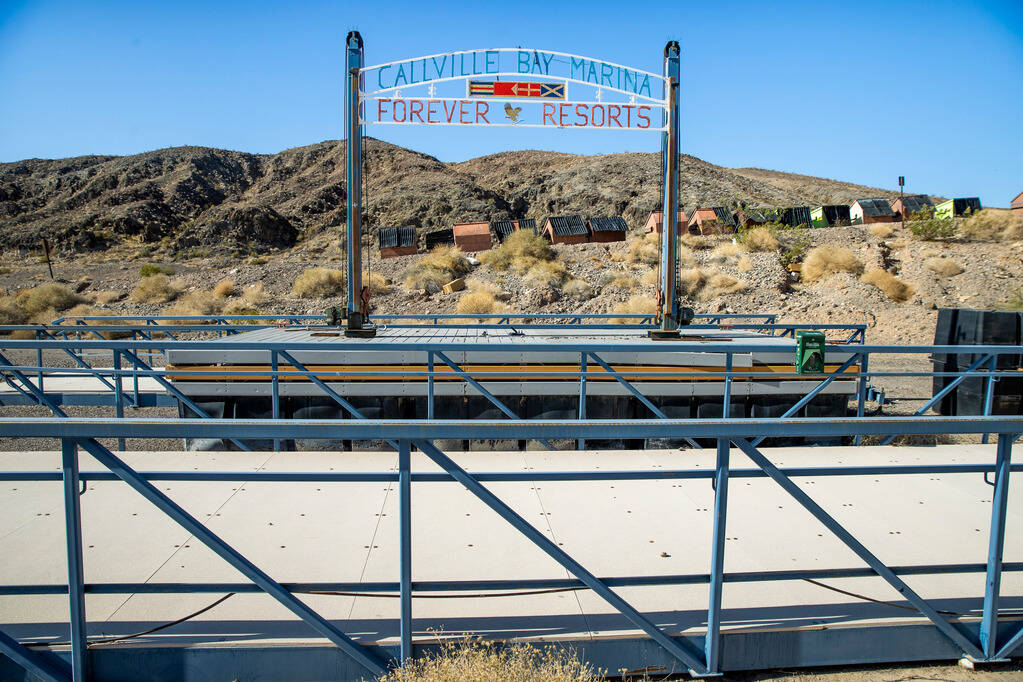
<box><xmin>468</xmin><ymin>80</ymin><xmax>565</xmax><ymax>99</ymax></box>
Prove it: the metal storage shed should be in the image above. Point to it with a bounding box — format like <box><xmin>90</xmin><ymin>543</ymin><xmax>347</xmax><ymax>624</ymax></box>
<box><xmin>777</xmin><ymin>206</ymin><xmax>813</xmax><ymax>228</ymax></box>
<box><xmin>850</xmin><ymin>199</ymin><xmax>896</xmax><ymax>225</ymax></box>
<box><xmin>422</xmin><ymin>229</ymin><xmax>454</xmax><ymax>250</ymax></box>
<box><xmin>687</xmin><ymin>207</ymin><xmax>736</xmax><ymax>235</ymax></box>
<box><xmin>490</xmin><ymin>220</ymin><xmax>517</xmax><ymax>244</ymax></box>
<box><xmin>515</xmin><ymin>218</ymin><xmax>538</xmax><ymax>234</ymax></box>
<box><xmin>452</xmin><ymin>222</ymin><xmax>493</xmax><ymax>252</ymax></box>
<box><xmin>810</xmin><ymin>205</ymin><xmax>852</xmax><ymax>228</ymax></box>
<box><xmin>587</xmin><ymin>216</ymin><xmax>629</xmax><ymax>243</ymax></box>
<box><xmin>644</xmin><ymin>209</ymin><xmax>688</xmax><ymax>234</ymax></box>
<box><xmin>891</xmin><ymin>195</ymin><xmax>934</xmax><ymax>220</ymax></box>
<box><xmin>934</xmin><ymin>198</ymin><xmax>982</xmax><ymax>220</ymax></box>
<box><xmin>1013</xmin><ymin>191</ymin><xmax>1023</xmax><ymax>215</ymax></box>
<box><xmin>543</xmin><ymin>216</ymin><xmax>589</xmax><ymax>244</ymax></box>
<box><xmin>378</xmin><ymin>226</ymin><xmax>417</xmax><ymax>258</ymax></box>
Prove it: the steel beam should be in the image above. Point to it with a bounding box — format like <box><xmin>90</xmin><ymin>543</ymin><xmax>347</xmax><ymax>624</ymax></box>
<box><xmin>0</xmin><ymin>628</ymin><xmax>69</xmax><ymax>682</ymax></box>
<box><xmin>345</xmin><ymin>31</ymin><xmax>366</xmax><ymax>330</ymax></box>
<box><xmin>61</xmin><ymin>440</ymin><xmax>87</xmax><ymax>681</ymax></box>
<box><xmin>980</xmin><ymin>434</ymin><xmax>1013</xmax><ymax>658</ymax></box>
<box><xmin>399</xmin><ymin>440</ymin><xmax>413</xmax><ymax>664</ymax></box>
<box><xmin>705</xmin><ymin>439</ymin><xmax>730</xmax><ymax>672</ymax></box>
<box><xmin>732</xmin><ymin>438</ymin><xmax>983</xmax><ymax>659</ymax></box>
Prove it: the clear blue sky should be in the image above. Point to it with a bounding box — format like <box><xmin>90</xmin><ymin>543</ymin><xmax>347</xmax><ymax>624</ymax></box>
<box><xmin>1</xmin><ymin>1</ymin><xmax>1021</xmax><ymax>205</ymax></box>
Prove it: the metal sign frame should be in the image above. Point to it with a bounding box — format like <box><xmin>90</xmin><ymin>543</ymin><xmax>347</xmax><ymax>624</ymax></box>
<box><xmin>344</xmin><ymin>32</ymin><xmax>682</xmax><ymax>336</ymax></box>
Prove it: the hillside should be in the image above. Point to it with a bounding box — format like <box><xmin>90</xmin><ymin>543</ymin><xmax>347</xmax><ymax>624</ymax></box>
<box><xmin>0</xmin><ymin>139</ymin><xmax>906</xmax><ymax>257</ymax></box>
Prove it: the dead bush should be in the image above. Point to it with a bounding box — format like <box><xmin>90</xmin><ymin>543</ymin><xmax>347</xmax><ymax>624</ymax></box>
<box><xmin>609</xmin><ymin>273</ymin><xmax>638</xmax><ymax>290</ymax></box>
<box><xmin>861</xmin><ymin>268</ymin><xmax>915</xmax><ymax>302</ymax></box>
<box><xmin>91</xmin><ymin>290</ymin><xmax>125</xmax><ymax>305</ymax></box>
<box><xmin>680</xmin><ymin>233</ymin><xmax>710</xmax><ymax>250</ymax></box>
<box><xmin>740</xmin><ymin>227</ymin><xmax>779</xmax><ymax>252</ymax></box>
<box><xmin>131</xmin><ymin>274</ymin><xmax>184</xmax><ymax>303</ymax></box>
<box><xmin>737</xmin><ymin>255</ymin><xmax>753</xmax><ymax>272</ymax></box>
<box><xmin>868</xmin><ymin>224</ymin><xmax>894</xmax><ymax>239</ymax></box>
<box><xmin>524</xmin><ymin>260</ymin><xmax>569</xmax><ymax>288</ymax></box>
<box><xmin>801</xmin><ymin>246</ymin><xmax>864</xmax><ymax>282</ymax></box>
<box><xmin>240</xmin><ymin>283</ymin><xmax>269</xmax><ymax>306</ymax></box>
<box><xmin>960</xmin><ymin>209</ymin><xmax>1023</xmax><ymax>242</ymax></box>
<box><xmin>678</xmin><ymin>268</ymin><xmax>747</xmax><ymax>300</ymax></box>
<box><xmin>403</xmin><ymin>246</ymin><xmax>471</xmax><ymax>292</ymax></box>
<box><xmin>612</xmin><ymin>294</ymin><xmax>657</xmax><ymax>324</ymax></box>
<box><xmin>16</xmin><ymin>283</ymin><xmax>86</xmax><ymax>316</ymax></box>
<box><xmin>291</xmin><ymin>267</ymin><xmax>345</xmax><ymax>299</ymax></box>
<box><xmin>641</xmin><ymin>268</ymin><xmax>660</xmax><ymax>286</ymax></box>
<box><xmin>213</xmin><ymin>279</ymin><xmax>237</xmax><ymax>298</ymax></box>
<box><xmin>364</xmin><ymin>271</ymin><xmax>392</xmax><ymax>295</ymax></box>
<box><xmin>626</xmin><ymin>232</ymin><xmax>660</xmax><ymax>265</ymax></box>
<box><xmin>455</xmin><ymin>290</ymin><xmax>510</xmax><ymax>315</ymax></box>
<box><xmin>710</xmin><ymin>241</ymin><xmax>743</xmax><ymax>262</ymax></box>
<box><xmin>480</xmin><ymin>231</ymin><xmax>554</xmax><ymax>272</ymax></box>
<box><xmin>377</xmin><ymin>636</ymin><xmax>602</xmax><ymax>682</ymax></box>
<box><xmin>165</xmin><ymin>291</ymin><xmax>225</xmax><ymax>317</ymax></box>
<box><xmin>562</xmin><ymin>278</ymin><xmax>593</xmax><ymax>300</ymax></box>
<box><xmin>0</xmin><ymin>296</ymin><xmax>27</xmax><ymax>325</ymax></box>
<box><xmin>924</xmin><ymin>257</ymin><xmax>963</xmax><ymax>277</ymax></box>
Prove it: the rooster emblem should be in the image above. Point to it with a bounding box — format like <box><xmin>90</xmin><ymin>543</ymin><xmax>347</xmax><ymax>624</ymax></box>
<box><xmin>504</xmin><ymin>103</ymin><xmax>522</xmax><ymax>123</ymax></box>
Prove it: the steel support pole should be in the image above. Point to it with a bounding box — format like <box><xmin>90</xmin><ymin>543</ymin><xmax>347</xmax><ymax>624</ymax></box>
<box><xmin>855</xmin><ymin>353</ymin><xmax>869</xmax><ymax>445</ymax></box>
<box><xmin>983</xmin><ymin>355</ymin><xmax>997</xmax><ymax>445</ymax></box>
<box><xmin>427</xmin><ymin>352</ymin><xmax>434</xmax><ymax>420</ymax></box>
<box><xmin>705</xmin><ymin>438</ymin><xmax>730</xmax><ymax>672</ymax></box>
<box><xmin>658</xmin><ymin>41</ymin><xmax>681</xmax><ymax>333</ymax></box>
<box><xmin>577</xmin><ymin>352</ymin><xmax>587</xmax><ymax>451</ymax></box>
<box><xmin>345</xmin><ymin>30</ymin><xmax>365</xmax><ymax>331</ymax></box>
<box><xmin>61</xmin><ymin>439</ymin><xmax>87</xmax><ymax>682</ymax></box>
<box><xmin>980</xmin><ymin>433</ymin><xmax>1013</xmax><ymax>658</ymax></box>
<box><xmin>398</xmin><ymin>440</ymin><xmax>413</xmax><ymax>663</ymax></box>
<box><xmin>112</xmin><ymin>350</ymin><xmax>125</xmax><ymax>451</ymax></box>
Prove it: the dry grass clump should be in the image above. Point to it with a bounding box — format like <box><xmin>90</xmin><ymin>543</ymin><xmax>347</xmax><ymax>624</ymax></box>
<box><xmin>131</xmin><ymin>273</ymin><xmax>184</xmax><ymax>303</ymax></box>
<box><xmin>861</xmin><ymin>268</ymin><xmax>915</xmax><ymax>302</ymax></box>
<box><xmin>741</xmin><ymin>227</ymin><xmax>779</xmax><ymax>252</ymax></box>
<box><xmin>868</xmin><ymin>224</ymin><xmax>894</xmax><ymax>239</ymax></box>
<box><xmin>480</xmin><ymin>231</ymin><xmax>555</xmax><ymax>272</ymax></box>
<box><xmin>626</xmin><ymin>232</ymin><xmax>660</xmax><ymax>264</ymax></box>
<box><xmin>239</xmin><ymin>283</ymin><xmax>269</xmax><ymax>306</ymax></box>
<box><xmin>16</xmin><ymin>283</ymin><xmax>86</xmax><ymax>317</ymax></box>
<box><xmin>212</xmin><ymin>279</ymin><xmax>237</xmax><ymax>298</ymax></box>
<box><xmin>562</xmin><ymin>278</ymin><xmax>593</xmax><ymax>300</ymax></box>
<box><xmin>403</xmin><ymin>246</ymin><xmax>472</xmax><ymax>292</ymax></box>
<box><xmin>710</xmin><ymin>241</ymin><xmax>743</xmax><ymax>262</ymax></box>
<box><xmin>364</xmin><ymin>271</ymin><xmax>392</xmax><ymax>295</ymax></box>
<box><xmin>678</xmin><ymin>268</ymin><xmax>747</xmax><ymax>300</ymax></box>
<box><xmin>0</xmin><ymin>296</ymin><xmax>28</xmax><ymax>325</ymax></box>
<box><xmin>165</xmin><ymin>291</ymin><xmax>225</xmax><ymax>317</ymax></box>
<box><xmin>612</xmin><ymin>294</ymin><xmax>657</xmax><ymax>324</ymax></box>
<box><xmin>91</xmin><ymin>290</ymin><xmax>125</xmax><ymax>305</ymax></box>
<box><xmin>58</xmin><ymin>304</ymin><xmax>131</xmax><ymax>338</ymax></box>
<box><xmin>378</xmin><ymin>637</ymin><xmax>603</xmax><ymax>682</ymax></box>
<box><xmin>924</xmin><ymin>257</ymin><xmax>964</xmax><ymax>277</ymax></box>
<box><xmin>641</xmin><ymin>268</ymin><xmax>660</xmax><ymax>286</ymax></box>
<box><xmin>609</xmin><ymin>273</ymin><xmax>638</xmax><ymax>290</ymax></box>
<box><xmin>291</xmin><ymin>267</ymin><xmax>345</xmax><ymax>299</ymax></box>
<box><xmin>737</xmin><ymin>255</ymin><xmax>753</xmax><ymax>272</ymax></box>
<box><xmin>455</xmin><ymin>291</ymin><xmax>510</xmax><ymax>315</ymax></box>
<box><xmin>801</xmin><ymin>246</ymin><xmax>864</xmax><ymax>282</ymax></box>
<box><xmin>680</xmin><ymin>233</ymin><xmax>710</xmax><ymax>250</ymax></box>
<box><xmin>524</xmin><ymin>259</ymin><xmax>569</xmax><ymax>287</ymax></box>
<box><xmin>960</xmin><ymin>209</ymin><xmax>1023</xmax><ymax>242</ymax></box>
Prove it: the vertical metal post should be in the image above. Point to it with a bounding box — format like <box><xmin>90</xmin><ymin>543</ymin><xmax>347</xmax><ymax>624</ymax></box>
<box><xmin>722</xmin><ymin>353</ymin><xmax>733</xmax><ymax>418</ymax></box>
<box><xmin>36</xmin><ymin>344</ymin><xmax>44</xmax><ymax>395</ymax></box>
<box><xmin>427</xmin><ymin>352</ymin><xmax>434</xmax><ymax>420</ymax></box>
<box><xmin>854</xmin><ymin>352</ymin><xmax>869</xmax><ymax>445</ymax></box>
<box><xmin>577</xmin><ymin>352</ymin><xmax>587</xmax><ymax>451</ymax></box>
<box><xmin>271</xmin><ymin>350</ymin><xmax>280</xmax><ymax>452</ymax></box>
<box><xmin>345</xmin><ymin>31</ymin><xmax>365</xmax><ymax>332</ymax></box>
<box><xmin>62</xmin><ymin>439</ymin><xmax>88</xmax><ymax>681</ymax></box>
<box><xmin>658</xmin><ymin>41</ymin><xmax>681</xmax><ymax>333</ymax></box>
<box><xmin>705</xmin><ymin>437</ymin><xmax>729</xmax><ymax>672</ymax></box>
<box><xmin>398</xmin><ymin>440</ymin><xmax>413</xmax><ymax>663</ymax></box>
<box><xmin>112</xmin><ymin>351</ymin><xmax>125</xmax><ymax>451</ymax></box>
<box><xmin>982</xmin><ymin>355</ymin><xmax>997</xmax><ymax>445</ymax></box>
<box><xmin>131</xmin><ymin>345</ymin><xmax>140</xmax><ymax>406</ymax></box>
<box><xmin>980</xmin><ymin>433</ymin><xmax>1012</xmax><ymax>658</ymax></box>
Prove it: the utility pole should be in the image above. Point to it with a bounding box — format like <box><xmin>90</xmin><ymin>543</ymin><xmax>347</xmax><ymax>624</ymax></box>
<box><xmin>651</xmin><ymin>40</ymin><xmax>683</xmax><ymax>340</ymax></box>
<box><xmin>344</xmin><ymin>30</ymin><xmax>375</xmax><ymax>337</ymax></box>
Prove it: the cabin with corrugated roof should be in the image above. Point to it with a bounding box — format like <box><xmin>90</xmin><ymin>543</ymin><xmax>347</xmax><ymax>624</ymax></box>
<box><xmin>1012</xmin><ymin>191</ymin><xmax>1023</xmax><ymax>215</ymax></box>
<box><xmin>542</xmin><ymin>216</ymin><xmax>589</xmax><ymax>245</ymax></box>
<box><xmin>934</xmin><ymin>198</ymin><xmax>982</xmax><ymax>220</ymax></box>
<box><xmin>850</xmin><ymin>198</ymin><xmax>896</xmax><ymax>225</ymax></box>
<box><xmin>890</xmin><ymin>195</ymin><xmax>934</xmax><ymax>220</ymax></box>
<box><xmin>644</xmin><ymin>210</ymin><xmax>687</xmax><ymax>234</ymax></box>
<box><xmin>452</xmin><ymin>222</ymin><xmax>493</xmax><ymax>252</ymax></box>
<box><xmin>810</xmin><ymin>205</ymin><xmax>852</xmax><ymax>228</ymax></box>
<box><xmin>587</xmin><ymin>216</ymin><xmax>628</xmax><ymax>243</ymax></box>
<box><xmin>687</xmin><ymin>207</ymin><xmax>736</xmax><ymax>235</ymax></box>
<box><xmin>422</xmin><ymin>229</ymin><xmax>454</xmax><ymax>250</ymax></box>
<box><xmin>735</xmin><ymin>209</ymin><xmax>778</xmax><ymax>229</ymax></box>
<box><xmin>378</xmin><ymin>226</ymin><xmax>417</xmax><ymax>258</ymax></box>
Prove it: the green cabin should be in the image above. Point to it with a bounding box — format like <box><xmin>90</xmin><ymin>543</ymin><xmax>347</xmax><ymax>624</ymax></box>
<box><xmin>810</xmin><ymin>205</ymin><xmax>852</xmax><ymax>228</ymax></box>
<box><xmin>934</xmin><ymin>197</ymin><xmax>981</xmax><ymax>220</ymax></box>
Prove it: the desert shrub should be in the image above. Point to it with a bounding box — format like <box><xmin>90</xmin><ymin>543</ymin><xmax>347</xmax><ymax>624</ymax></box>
<box><xmin>801</xmin><ymin>246</ymin><xmax>864</xmax><ymax>282</ymax></box>
<box><xmin>212</xmin><ymin>279</ymin><xmax>237</xmax><ymax>298</ymax></box>
<box><xmin>960</xmin><ymin>209</ymin><xmax>1023</xmax><ymax>242</ymax></box>
<box><xmin>131</xmin><ymin>274</ymin><xmax>183</xmax><ymax>303</ymax></box>
<box><xmin>710</xmin><ymin>241</ymin><xmax>743</xmax><ymax>262</ymax></box>
<box><xmin>609</xmin><ymin>273</ymin><xmax>638</xmax><ymax>290</ymax></box>
<box><xmin>480</xmin><ymin>231</ymin><xmax>555</xmax><ymax>271</ymax></box>
<box><xmin>377</xmin><ymin>636</ymin><xmax>602</xmax><ymax>682</ymax></box>
<box><xmin>562</xmin><ymin>278</ymin><xmax>593</xmax><ymax>300</ymax></box>
<box><xmin>59</xmin><ymin>304</ymin><xmax>130</xmax><ymax>338</ymax></box>
<box><xmin>455</xmin><ymin>291</ymin><xmax>509</xmax><ymax>315</ymax></box>
<box><xmin>612</xmin><ymin>294</ymin><xmax>657</xmax><ymax>324</ymax></box>
<box><xmin>641</xmin><ymin>268</ymin><xmax>660</xmax><ymax>286</ymax></box>
<box><xmin>677</xmin><ymin>268</ymin><xmax>746</xmax><ymax>300</ymax></box>
<box><xmin>739</xmin><ymin>227</ymin><xmax>779</xmax><ymax>252</ymax></box>
<box><xmin>403</xmin><ymin>246</ymin><xmax>472</xmax><ymax>292</ymax></box>
<box><xmin>524</xmin><ymin>260</ymin><xmax>569</xmax><ymax>287</ymax></box>
<box><xmin>0</xmin><ymin>296</ymin><xmax>27</xmax><ymax>325</ymax></box>
<box><xmin>868</xmin><ymin>224</ymin><xmax>894</xmax><ymax>239</ymax></box>
<box><xmin>680</xmin><ymin>233</ymin><xmax>710</xmax><ymax>250</ymax></box>
<box><xmin>626</xmin><ymin>233</ymin><xmax>660</xmax><ymax>265</ymax></box>
<box><xmin>91</xmin><ymin>290</ymin><xmax>125</xmax><ymax>305</ymax></box>
<box><xmin>364</xmin><ymin>271</ymin><xmax>392</xmax><ymax>295</ymax></box>
<box><xmin>291</xmin><ymin>267</ymin><xmax>345</xmax><ymax>298</ymax></box>
<box><xmin>165</xmin><ymin>291</ymin><xmax>225</xmax><ymax>317</ymax></box>
<box><xmin>907</xmin><ymin>209</ymin><xmax>956</xmax><ymax>241</ymax></box>
<box><xmin>861</xmin><ymin>268</ymin><xmax>915</xmax><ymax>302</ymax></box>
<box><xmin>737</xmin><ymin>255</ymin><xmax>753</xmax><ymax>272</ymax></box>
<box><xmin>15</xmin><ymin>283</ymin><xmax>87</xmax><ymax>317</ymax></box>
<box><xmin>239</xmin><ymin>283</ymin><xmax>269</xmax><ymax>307</ymax></box>
<box><xmin>139</xmin><ymin>264</ymin><xmax>175</xmax><ymax>277</ymax></box>
<box><xmin>924</xmin><ymin>257</ymin><xmax>963</xmax><ymax>277</ymax></box>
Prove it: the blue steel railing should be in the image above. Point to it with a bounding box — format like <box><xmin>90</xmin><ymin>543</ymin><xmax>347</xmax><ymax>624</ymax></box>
<box><xmin>0</xmin><ymin>415</ymin><xmax>1019</xmax><ymax>681</ymax></box>
<box><xmin>1</xmin><ymin>338</ymin><xmax>1021</xmax><ymax>452</ymax></box>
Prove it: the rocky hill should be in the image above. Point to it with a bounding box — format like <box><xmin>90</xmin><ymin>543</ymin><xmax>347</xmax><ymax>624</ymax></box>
<box><xmin>0</xmin><ymin>139</ymin><xmax>907</xmax><ymax>256</ymax></box>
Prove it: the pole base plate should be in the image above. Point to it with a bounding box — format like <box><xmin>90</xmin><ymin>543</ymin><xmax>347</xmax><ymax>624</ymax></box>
<box><xmin>648</xmin><ymin>329</ymin><xmax>681</xmax><ymax>341</ymax></box>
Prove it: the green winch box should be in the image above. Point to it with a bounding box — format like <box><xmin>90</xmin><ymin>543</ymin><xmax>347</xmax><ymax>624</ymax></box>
<box><xmin>795</xmin><ymin>330</ymin><xmax>826</xmax><ymax>374</ymax></box>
